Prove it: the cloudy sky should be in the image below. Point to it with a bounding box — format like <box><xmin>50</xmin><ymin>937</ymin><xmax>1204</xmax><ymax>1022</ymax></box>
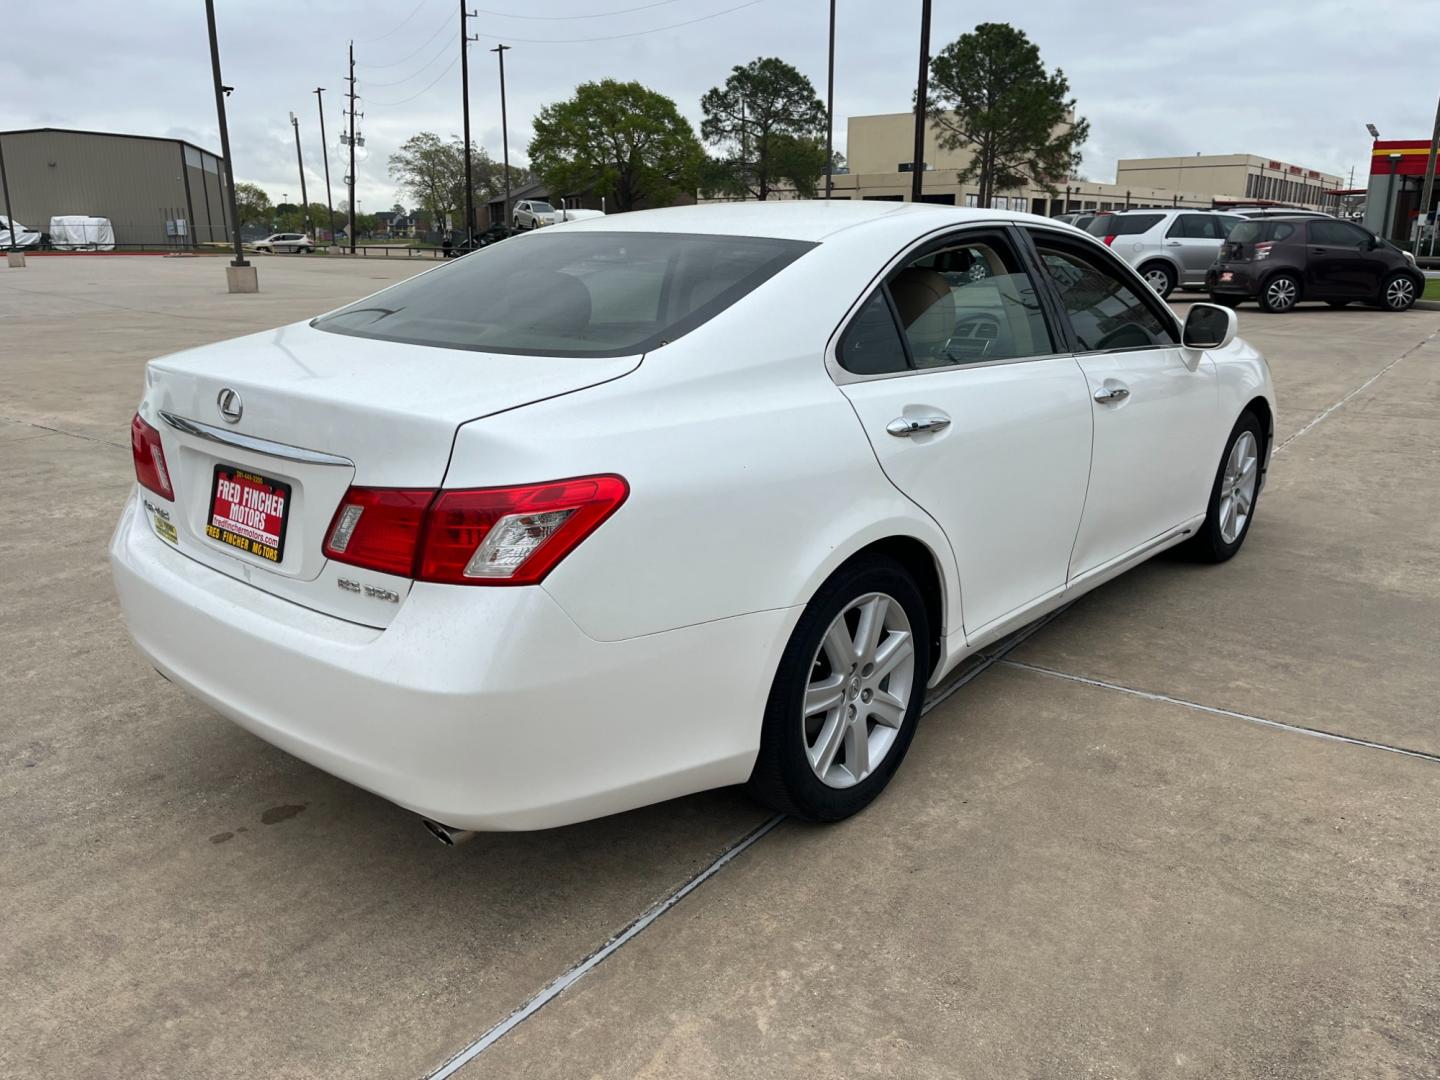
<box><xmin>2</xmin><ymin>0</ymin><xmax>1435</xmax><ymax>211</ymax></box>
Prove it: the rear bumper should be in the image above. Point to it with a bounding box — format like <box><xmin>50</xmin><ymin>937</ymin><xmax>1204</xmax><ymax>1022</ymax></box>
<box><xmin>1206</xmin><ymin>264</ymin><xmax>1263</xmax><ymax>296</ymax></box>
<box><xmin>110</xmin><ymin>491</ymin><xmax>792</xmax><ymax>830</ymax></box>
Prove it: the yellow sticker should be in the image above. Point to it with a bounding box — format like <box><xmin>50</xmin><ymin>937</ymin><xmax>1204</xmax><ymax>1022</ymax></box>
<box><xmin>152</xmin><ymin>514</ymin><xmax>179</xmax><ymax>545</ymax></box>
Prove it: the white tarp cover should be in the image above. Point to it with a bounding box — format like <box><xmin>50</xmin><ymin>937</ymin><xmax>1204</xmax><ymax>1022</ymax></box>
<box><xmin>553</xmin><ymin>208</ymin><xmax>605</xmax><ymax>223</ymax></box>
<box><xmin>0</xmin><ymin>214</ymin><xmax>42</xmax><ymax>247</ymax></box>
<box><xmin>49</xmin><ymin>215</ymin><xmax>115</xmax><ymax>251</ymax></box>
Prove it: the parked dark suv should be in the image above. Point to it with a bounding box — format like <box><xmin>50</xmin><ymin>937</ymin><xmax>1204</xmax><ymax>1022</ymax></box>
<box><xmin>1207</xmin><ymin>217</ymin><xmax>1423</xmax><ymax>313</ymax></box>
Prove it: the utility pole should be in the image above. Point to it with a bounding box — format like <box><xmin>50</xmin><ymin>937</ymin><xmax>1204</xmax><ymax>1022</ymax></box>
<box><xmin>824</xmin><ymin>0</ymin><xmax>835</xmax><ymax>199</ymax></box>
<box><xmin>0</xmin><ymin>133</ymin><xmax>23</xmax><ymax>267</ymax></box>
<box><xmin>910</xmin><ymin>0</ymin><xmax>932</xmax><ymax>203</ymax></box>
<box><xmin>1419</xmin><ymin>92</ymin><xmax>1440</xmax><ymax>256</ymax></box>
<box><xmin>493</xmin><ymin>44</ymin><xmax>512</xmax><ymax>230</ymax></box>
<box><xmin>314</xmin><ymin>87</ymin><xmax>336</xmax><ymax>246</ymax></box>
<box><xmin>289</xmin><ymin>112</ymin><xmax>311</xmax><ymax>239</ymax></box>
<box><xmin>205</xmin><ymin>0</ymin><xmax>253</xmax><ymax>290</ymax></box>
<box><xmin>345</xmin><ymin>42</ymin><xmax>360</xmax><ymax>254</ymax></box>
<box><xmin>461</xmin><ymin>2</ymin><xmax>478</xmax><ymax>242</ymax></box>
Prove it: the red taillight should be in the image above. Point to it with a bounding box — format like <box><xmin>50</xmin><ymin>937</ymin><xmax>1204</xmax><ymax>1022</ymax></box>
<box><xmin>130</xmin><ymin>413</ymin><xmax>174</xmax><ymax>499</ymax></box>
<box><xmin>323</xmin><ymin>488</ymin><xmax>433</xmax><ymax>577</ymax></box>
<box><xmin>322</xmin><ymin>474</ymin><xmax>628</xmax><ymax>586</ymax></box>
<box><xmin>1102</xmin><ymin>234</ymin><xmax>1117</xmax><ymax>247</ymax></box>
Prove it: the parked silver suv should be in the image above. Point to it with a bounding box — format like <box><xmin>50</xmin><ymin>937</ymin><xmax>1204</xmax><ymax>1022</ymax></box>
<box><xmin>1084</xmin><ymin>209</ymin><xmax>1245</xmax><ymax>298</ymax></box>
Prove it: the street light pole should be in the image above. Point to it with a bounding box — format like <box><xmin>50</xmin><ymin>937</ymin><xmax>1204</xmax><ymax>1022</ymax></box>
<box><xmin>346</xmin><ymin>41</ymin><xmax>358</xmax><ymax>255</ymax></box>
<box><xmin>910</xmin><ymin>0</ymin><xmax>932</xmax><ymax>203</ymax></box>
<box><xmin>314</xmin><ymin>87</ymin><xmax>336</xmax><ymax>246</ymax></box>
<box><xmin>824</xmin><ymin>0</ymin><xmax>835</xmax><ymax>199</ymax></box>
<box><xmin>290</xmin><ymin>112</ymin><xmax>310</xmax><ymax>239</ymax></box>
<box><xmin>204</xmin><ymin>0</ymin><xmax>252</xmax><ymax>286</ymax></box>
<box><xmin>493</xmin><ymin>44</ymin><xmax>512</xmax><ymax>230</ymax></box>
<box><xmin>461</xmin><ymin>2</ymin><xmax>478</xmax><ymax>241</ymax></box>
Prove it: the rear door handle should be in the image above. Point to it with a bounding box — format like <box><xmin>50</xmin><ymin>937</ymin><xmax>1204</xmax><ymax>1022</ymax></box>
<box><xmin>1094</xmin><ymin>386</ymin><xmax>1130</xmax><ymax>404</ymax></box>
<box><xmin>886</xmin><ymin>415</ymin><xmax>951</xmax><ymax>437</ymax></box>
<box><xmin>1166</xmin><ymin>240</ymin><xmax>1183</xmax><ymax>246</ymax></box>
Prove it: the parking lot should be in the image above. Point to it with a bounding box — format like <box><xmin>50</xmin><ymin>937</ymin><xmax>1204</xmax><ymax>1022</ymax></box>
<box><xmin>3</xmin><ymin>255</ymin><xmax>1438</xmax><ymax>1079</ymax></box>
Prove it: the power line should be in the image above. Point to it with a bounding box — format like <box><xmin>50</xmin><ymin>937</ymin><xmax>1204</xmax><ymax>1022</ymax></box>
<box><xmin>366</xmin><ymin>51</ymin><xmax>464</xmax><ymax>107</ymax></box>
<box><xmin>362</xmin><ymin>28</ymin><xmax>455</xmax><ymax>86</ymax></box>
<box><xmin>354</xmin><ymin>0</ymin><xmax>442</xmax><ymax>44</ymax></box>
<box><xmin>471</xmin><ymin>0</ymin><xmax>688</xmax><ymax>20</ymax></box>
<box><xmin>468</xmin><ymin>0</ymin><xmax>768</xmax><ymax>43</ymax></box>
<box><xmin>358</xmin><ymin>9</ymin><xmax>453</xmax><ymax>68</ymax></box>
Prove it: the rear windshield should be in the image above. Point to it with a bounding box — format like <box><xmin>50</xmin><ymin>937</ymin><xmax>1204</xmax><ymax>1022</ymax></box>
<box><xmin>1228</xmin><ymin>221</ymin><xmax>1296</xmax><ymax>243</ymax></box>
<box><xmin>312</xmin><ymin>231</ymin><xmax>814</xmax><ymax>357</ymax></box>
<box><xmin>1085</xmin><ymin>213</ymin><xmax>1163</xmax><ymax>237</ymax></box>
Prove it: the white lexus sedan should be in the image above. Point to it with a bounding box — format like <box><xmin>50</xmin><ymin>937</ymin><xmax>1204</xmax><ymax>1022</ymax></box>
<box><xmin>111</xmin><ymin>203</ymin><xmax>1274</xmax><ymax>838</ymax></box>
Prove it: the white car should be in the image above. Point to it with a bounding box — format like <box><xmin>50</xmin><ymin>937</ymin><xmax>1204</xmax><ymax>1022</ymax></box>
<box><xmin>512</xmin><ymin>200</ymin><xmax>557</xmax><ymax>230</ymax></box>
<box><xmin>253</xmin><ymin>232</ymin><xmax>314</xmax><ymax>254</ymax></box>
<box><xmin>111</xmin><ymin>203</ymin><xmax>1274</xmax><ymax>838</ymax></box>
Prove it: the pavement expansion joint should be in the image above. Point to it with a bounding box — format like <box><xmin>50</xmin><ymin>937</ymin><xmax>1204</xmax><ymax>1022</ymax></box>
<box><xmin>998</xmin><ymin>658</ymin><xmax>1440</xmax><ymax>765</ymax></box>
<box><xmin>1275</xmin><ymin>326</ymin><xmax>1437</xmax><ymax>455</ymax></box>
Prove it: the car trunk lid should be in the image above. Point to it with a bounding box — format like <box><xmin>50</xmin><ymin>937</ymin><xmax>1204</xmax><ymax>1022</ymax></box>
<box><xmin>143</xmin><ymin>320</ymin><xmax>639</xmax><ymax>626</ymax></box>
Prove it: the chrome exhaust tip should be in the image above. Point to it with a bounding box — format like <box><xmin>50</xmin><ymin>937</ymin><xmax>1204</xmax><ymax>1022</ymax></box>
<box><xmin>421</xmin><ymin>818</ymin><xmax>477</xmax><ymax>847</ymax></box>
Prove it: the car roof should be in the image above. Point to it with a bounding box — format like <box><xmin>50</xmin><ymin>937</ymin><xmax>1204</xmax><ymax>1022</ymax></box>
<box><xmin>547</xmin><ymin>200</ymin><xmax>1062</xmax><ymax>243</ymax></box>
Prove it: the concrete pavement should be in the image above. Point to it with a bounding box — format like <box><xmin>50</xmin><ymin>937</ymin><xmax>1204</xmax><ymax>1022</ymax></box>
<box><xmin>2</xmin><ymin>258</ymin><xmax>1437</xmax><ymax>1078</ymax></box>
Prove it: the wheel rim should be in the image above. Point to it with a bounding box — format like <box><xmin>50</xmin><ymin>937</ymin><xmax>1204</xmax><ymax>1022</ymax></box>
<box><xmin>1266</xmin><ymin>277</ymin><xmax>1297</xmax><ymax>311</ymax></box>
<box><xmin>1218</xmin><ymin>430</ymin><xmax>1259</xmax><ymax>544</ymax></box>
<box><xmin>1144</xmin><ymin>267</ymin><xmax>1171</xmax><ymax>293</ymax></box>
<box><xmin>803</xmin><ymin>592</ymin><xmax>915</xmax><ymax>789</ymax></box>
<box><xmin>1386</xmin><ymin>277</ymin><xmax>1414</xmax><ymax>310</ymax></box>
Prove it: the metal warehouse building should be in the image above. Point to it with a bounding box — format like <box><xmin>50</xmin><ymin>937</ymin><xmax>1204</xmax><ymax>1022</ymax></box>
<box><xmin>0</xmin><ymin>127</ymin><xmax>231</xmax><ymax>248</ymax></box>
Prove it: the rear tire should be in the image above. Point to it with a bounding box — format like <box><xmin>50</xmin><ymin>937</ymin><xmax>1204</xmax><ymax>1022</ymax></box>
<box><xmin>747</xmin><ymin>556</ymin><xmax>931</xmax><ymax>822</ymax></box>
<box><xmin>1379</xmin><ymin>273</ymin><xmax>1417</xmax><ymax>312</ymax></box>
<box><xmin>1258</xmin><ymin>273</ymin><xmax>1300</xmax><ymax>313</ymax></box>
<box><xmin>1140</xmin><ymin>261</ymin><xmax>1176</xmax><ymax>299</ymax></box>
<box><xmin>1184</xmin><ymin>410</ymin><xmax>1264</xmax><ymax>563</ymax></box>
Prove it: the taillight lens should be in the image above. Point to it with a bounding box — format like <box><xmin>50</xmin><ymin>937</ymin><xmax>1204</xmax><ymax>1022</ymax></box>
<box><xmin>323</xmin><ymin>488</ymin><xmax>433</xmax><ymax>576</ymax></box>
<box><xmin>130</xmin><ymin>413</ymin><xmax>174</xmax><ymax>499</ymax></box>
<box><xmin>322</xmin><ymin>475</ymin><xmax>628</xmax><ymax>586</ymax></box>
<box><xmin>1254</xmin><ymin>242</ymin><xmax>1274</xmax><ymax>261</ymax></box>
<box><xmin>1102</xmin><ymin>234</ymin><xmax>1116</xmax><ymax>247</ymax></box>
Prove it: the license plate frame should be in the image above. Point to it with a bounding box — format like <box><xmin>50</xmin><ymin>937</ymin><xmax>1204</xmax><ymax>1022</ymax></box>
<box><xmin>207</xmin><ymin>464</ymin><xmax>291</xmax><ymax>563</ymax></box>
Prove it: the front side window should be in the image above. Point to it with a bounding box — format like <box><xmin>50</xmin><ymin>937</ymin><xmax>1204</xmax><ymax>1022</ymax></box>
<box><xmin>314</xmin><ymin>231</ymin><xmax>814</xmax><ymax>357</ymax></box>
<box><xmin>1033</xmin><ymin>239</ymin><xmax>1178</xmax><ymax>352</ymax></box>
<box><xmin>1308</xmin><ymin>220</ymin><xmax>1368</xmax><ymax>247</ymax></box>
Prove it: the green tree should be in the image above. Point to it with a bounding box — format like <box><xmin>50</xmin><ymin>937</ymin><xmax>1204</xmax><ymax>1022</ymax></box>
<box><xmin>388</xmin><ymin>132</ymin><xmax>466</xmax><ymax>226</ymax></box>
<box><xmin>700</xmin><ymin>57</ymin><xmax>828</xmax><ymax>200</ymax></box>
<box><xmin>233</xmin><ymin>182</ymin><xmax>273</xmax><ymax>229</ymax></box>
<box><xmin>925</xmin><ymin>23</ymin><xmax>1089</xmax><ymax>205</ymax></box>
<box><xmin>528</xmin><ymin>79</ymin><xmax>703</xmax><ymax>212</ymax></box>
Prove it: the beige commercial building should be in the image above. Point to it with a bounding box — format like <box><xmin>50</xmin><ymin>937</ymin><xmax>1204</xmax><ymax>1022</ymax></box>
<box><xmin>706</xmin><ymin>112</ymin><xmax>1342</xmax><ymax>216</ymax></box>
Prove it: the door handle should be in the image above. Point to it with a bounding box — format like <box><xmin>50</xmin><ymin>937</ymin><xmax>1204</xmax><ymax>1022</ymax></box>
<box><xmin>1093</xmin><ymin>385</ymin><xmax>1130</xmax><ymax>404</ymax></box>
<box><xmin>886</xmin><ymin>415</ymin><xmax>951</xmax><ymax>437</ymax></box>
<box><xmin>1166</xmin><ymin>240</ymin><xmax>1183</xmax><ymax>246</ymax></box>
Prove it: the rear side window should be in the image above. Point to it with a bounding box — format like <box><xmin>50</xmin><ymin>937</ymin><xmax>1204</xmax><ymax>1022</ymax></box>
<box><xmin>1229</xmin><ymin>221</ymin><xmax>1296</xmax><ymax>243</ymax></box>
<box><xmin>1085</xmin><ymin>213</ymin><xmax>1163</xmax><ymax>237</ymax></box>
<box><xmin>1167</xmin><ymin>214</ymin><xmax>1232</xmax><ymax>240</ymax></box>
<box><xmin>313</xmin><ymin>231</ymin><xmax>814</xmax><ymax>357</ymax></box>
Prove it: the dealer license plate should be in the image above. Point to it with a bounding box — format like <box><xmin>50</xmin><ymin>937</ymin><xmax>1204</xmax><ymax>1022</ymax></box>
<box><xmin>207</xmin><ymin>464</ymin><xmax>291</xmax><ymax>563</ymax></box>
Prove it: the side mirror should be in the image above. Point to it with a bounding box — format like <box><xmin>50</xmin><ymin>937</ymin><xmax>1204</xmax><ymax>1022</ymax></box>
<box><xmin>1182</xmin><ymin>303</ymin><xmax>1237</xmax><ymax>351</ymax></box>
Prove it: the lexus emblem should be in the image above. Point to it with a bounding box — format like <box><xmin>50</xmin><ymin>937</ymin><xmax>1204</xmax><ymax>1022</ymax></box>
<box><xmin>216</xmin><ymin>387</ymin><xmax>243</xmax><ymax>424</ymax></box>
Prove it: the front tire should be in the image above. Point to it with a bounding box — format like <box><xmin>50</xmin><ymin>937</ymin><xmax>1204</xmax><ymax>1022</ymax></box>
<box><xmin>1184</xmin><ymin>410</ymin><xmax>1264</xmax><ymax>563</ymax></box>
<box><xmin>1380</xmin><ymin>273</ymin><xmax>1417</xmax><ymax>312</ymax></box>
<box><xmin>1258</xmin><ymin>273</ymin><xmax>1300</xmax><ymax>313</ymax></box>
<box><xmin>747</xmin><ymin>556</ymin><xmax>931</xmax><ymax>822</ymax></box>
<box><xmin>1140</xmin><ymin>261</ymin><xmax>1177</xmax><ymax>299</ymax></box>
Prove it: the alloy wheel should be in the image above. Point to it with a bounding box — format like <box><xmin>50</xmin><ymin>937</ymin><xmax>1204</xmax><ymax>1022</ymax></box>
<box><xmin>1265</xmin><ymin>277</ymin><xmax>1297</xmax><ymax>312</ymax></box>
<box><xmin>1218</xmin><ymin>430</ymin><xmax>1259</xmax><ymax>544</ymax></box>
<box><xmin>802</xmin><ymin>592</ymin><xmax>915</xmax><ymax>789</ymax></box>
<box><xmin>1144</xmin><ymin>266</ymin><xmax>1172</xmax><ymax>294</ymax></box>
<box><xmin>1385</xmin><ymin>277</ymin><xmax>1415</xmax><ymax>311</ymax></box>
